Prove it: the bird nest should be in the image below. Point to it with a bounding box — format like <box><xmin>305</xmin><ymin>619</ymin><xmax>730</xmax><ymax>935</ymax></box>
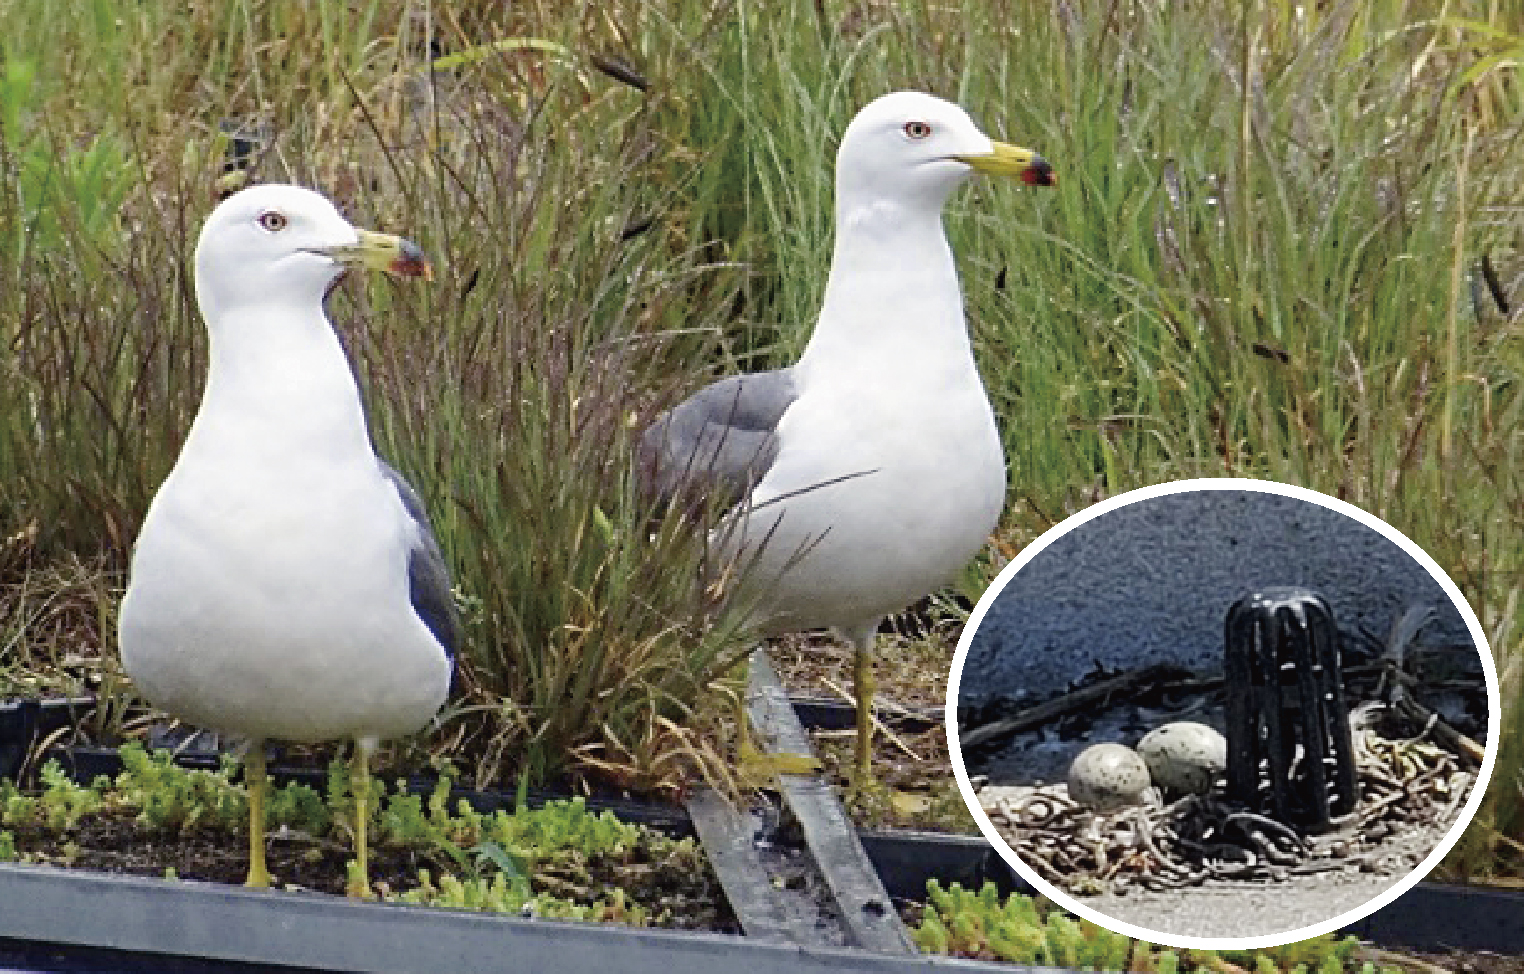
<box><xmin>978</xmin><ymin>710</ymin><xmax>1476</xmax><ymax>896</ymax></box>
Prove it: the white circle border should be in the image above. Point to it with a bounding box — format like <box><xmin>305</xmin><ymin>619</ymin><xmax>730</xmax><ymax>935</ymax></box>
<box><xmin>946</xmin><ymin>477</ymin><xmax>1501</xmax><ymax>952</ymax></box>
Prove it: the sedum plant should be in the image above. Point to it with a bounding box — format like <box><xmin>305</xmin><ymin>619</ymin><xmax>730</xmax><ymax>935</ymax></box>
<box><xmin>914</xmin><ymin>881</ymin><xmax>1402</xmax><ymax>973</ymax></box>
<box><xmin>1</xmin><ymin>745</ymin><xmax>708</xmax><ymax>926</ymax></box>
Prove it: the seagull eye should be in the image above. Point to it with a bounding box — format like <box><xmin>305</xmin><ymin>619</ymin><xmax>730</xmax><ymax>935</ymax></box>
<box><xmin>903</xmin><ymin>120</ymin><xmax>933</xmax><ymax>140</ymax></box>
<box><xmin>257</xmin><ymin>210</ymin><xmax>288</xmax><ymax>232</ymax></box>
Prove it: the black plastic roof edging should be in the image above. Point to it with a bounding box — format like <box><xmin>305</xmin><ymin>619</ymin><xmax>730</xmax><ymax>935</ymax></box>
<box><xmin>1339</xmin><ymin>881</ymin><xmax>1524</xmax><ymax>953</ymax></box>
<box><xmin>0</xmin><ymin>863</ymin><xmax>1069</xmax><ymax>974</ymax></box>
<box><xmin>860</xmin><ymin>830</ymin><xmax>1033</xmax><ymax>902</ymax></box>
<box><xmin>789</xmin><ymin>698</ymin><xmax>938</xmax><ymax>733</ymax></box>
<box><xmin>0</xmin><ymin>936</ymin><xmax>302</xmax><ymax>974</ymax></box>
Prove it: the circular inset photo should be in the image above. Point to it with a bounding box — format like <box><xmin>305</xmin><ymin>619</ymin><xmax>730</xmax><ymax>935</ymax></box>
<box><xmin>948</xmin><ymin>479</ymin><xmax>1497</xmax><ymax>949</ymax></box>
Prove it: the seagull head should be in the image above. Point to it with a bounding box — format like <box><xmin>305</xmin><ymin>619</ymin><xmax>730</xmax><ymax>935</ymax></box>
<box><xmin>194</xmin><ymin>184</ymin><xmax>431</xmax><ymax>321</ymax></box>
<box><xmin>835</xmin><ymin>91</ymin><xmax>1055</xmax><ymax>213</ymax></box>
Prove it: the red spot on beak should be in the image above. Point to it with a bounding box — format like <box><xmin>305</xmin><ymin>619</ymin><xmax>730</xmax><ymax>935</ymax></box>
<box><xmin>390</xmin><ymin>239</ymin><xmax>433</xmax><ymax>280</ymax></box>
<box><xmin>1023</xmin><ymin>157</ymin><xmax>1057</xmax><ymax>187</ymax></box>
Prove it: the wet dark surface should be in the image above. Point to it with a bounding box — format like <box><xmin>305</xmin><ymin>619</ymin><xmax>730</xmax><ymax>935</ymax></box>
<box><xmin>960</xmin><ymin>489</ymin><xmax>1476</xmax><ymax>708</ymax></box>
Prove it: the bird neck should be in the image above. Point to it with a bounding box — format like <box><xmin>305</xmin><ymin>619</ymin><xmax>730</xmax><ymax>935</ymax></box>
<box><xmin>797</xmin><ymin>200</ymin><xmax>973</xmax><ymax>381</ymax></box>
<box><xmin>189</xmin><ymin>302</ymin><xmax>376</xmax><ymax>465</ymax></box>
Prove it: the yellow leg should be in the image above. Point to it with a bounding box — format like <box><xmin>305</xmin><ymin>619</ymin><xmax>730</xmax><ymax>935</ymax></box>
<box><xmin>346</xmin><ymin>738</ymin><xmax>376</xmax><ymax>899</ymax></box>
<box><xmin>244</xmin><ymin>745</ymin><xmax>272</xmax><ymax>888</ymax></box>
<box><xmin>854</xmin><ymin>644</ymin><xmax>876</xmax><ymax>788</ymax></box>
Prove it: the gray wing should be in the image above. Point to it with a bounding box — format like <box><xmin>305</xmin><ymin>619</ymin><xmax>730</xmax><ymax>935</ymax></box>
<box><xmin>638</xmin><ymin>368</ymin><xmax>798</xmax><ymax>512</ymax></box>
<box><xmin>380</xmin><ymin>461</ymin><xmax>461</xmax><ymax>662</ymax></box>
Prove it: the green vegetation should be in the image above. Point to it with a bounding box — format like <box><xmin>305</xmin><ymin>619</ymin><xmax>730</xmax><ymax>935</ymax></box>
<box><xmin>915</xmin><ymin>881</ymin><xmax>1402</xmax><ymax>972</ymax></box>
<box><xmin>0</xmin><ymin>743</ymin><xmax>714</xmax><ymax>925</ymax></box>
<box><xmin>0</xmin><ymin>0</ymin><xmax>1521</xmax><ymax>877</ymax></box>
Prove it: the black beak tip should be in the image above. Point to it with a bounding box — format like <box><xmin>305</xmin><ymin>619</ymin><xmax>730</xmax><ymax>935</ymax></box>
<box><xmin>1023</xmin><ymin>156</ymin><xmax>1057</xmax><ymax>187</ymax></box>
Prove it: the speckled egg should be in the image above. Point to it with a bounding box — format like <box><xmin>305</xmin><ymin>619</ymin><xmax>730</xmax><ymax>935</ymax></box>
<box><xmin>1067</xmin><ymin>743</ymin><xmax>1151</xmax><ymax>812</ymax></box>
<box><xmin>1137</xmin><ymin>721</ymin><xmax>1227</xmax><ymax>795</ymax></box>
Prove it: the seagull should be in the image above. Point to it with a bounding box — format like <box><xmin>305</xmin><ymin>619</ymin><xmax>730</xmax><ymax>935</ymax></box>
<box><xmin>640</xmin><ymin>91</ymin><xmax>1055</xmax><ymax>789</ymax></box>
<box><xmin>118</xmin><ymin>184</ymin><xmax>457</xmax><ymax>896</ymax></box>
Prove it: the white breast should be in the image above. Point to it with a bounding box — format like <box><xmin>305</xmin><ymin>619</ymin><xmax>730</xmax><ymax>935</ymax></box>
<box><xmin>730</xmin><ymin>365</ymin><xmax>1005</xmax><ymax>636</ymax></box>
<box><xmin>120</xmin><ymin>450</ymin><xmax>450</xmax><ymax>743</ymax></box>
<box><xmin>118</xmin><ymin>315</ymin><xmax>450</xmax><ymax>744</ymax></box>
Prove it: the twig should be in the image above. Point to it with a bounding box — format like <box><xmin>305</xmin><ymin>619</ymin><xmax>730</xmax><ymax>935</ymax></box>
<box><xmin>1366</xmin><ymin>947</ymin><xmax>1452</xmax><ymax>974</ymax></box>
<box><xmin>1392</xmin><ymin>695</ymin><xmax>1485</xmax><ymax>767</ymax></box>
<box><xmin>961</xmin><ymin>664</ymin><xmax>1191</xmax><ymax>750</ymax></box>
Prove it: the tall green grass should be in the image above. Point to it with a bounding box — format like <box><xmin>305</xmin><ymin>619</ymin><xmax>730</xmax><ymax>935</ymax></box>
<box><xmin>0</xmin><ymin>0</ymin><xmax>1522</xmax><ymax>865</ymax></box>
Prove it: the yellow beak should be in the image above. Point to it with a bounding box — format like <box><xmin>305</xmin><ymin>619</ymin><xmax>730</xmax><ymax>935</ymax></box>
<box><xmin>955</xmin><ymin>140</ymin><xmax>1057</xmax><ymax>187</ymax></box>
<box><xmin>315</xmin><ymin>229</ymin><xmax>433</xmax><ymax>280</ymax></box>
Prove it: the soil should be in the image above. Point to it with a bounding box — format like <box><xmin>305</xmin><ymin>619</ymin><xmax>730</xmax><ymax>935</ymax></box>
<box><xmin>769</xmin><ymin>626</ymin><xmax>955</xmax><ymax>713</ymax></box>
<box><xmin>3</xmin><ymin>811</ymin><xmax>737</xmax><ymax>933</ymax></box>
